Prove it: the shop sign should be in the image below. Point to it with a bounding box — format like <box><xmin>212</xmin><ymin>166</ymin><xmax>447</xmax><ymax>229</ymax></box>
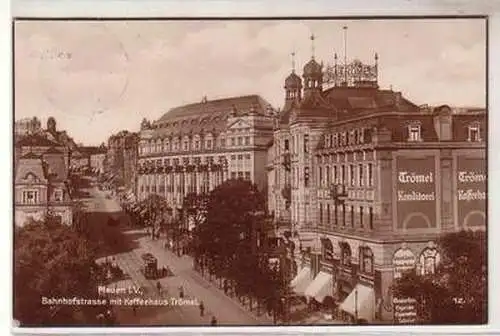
<box><xmin>393</xmin><ymin>297</ymin><xmax>418</xmax><ymax>324</ymax></box>
<box><xmin>392</xmin><ymin>248</ymin><xmax>416</xmax><ymax>279</ymax></box>
<box><xmin>456</xmin><ymin>156</ymin><xmax>486</xmax><ymax>228</ymax></box>
<box><xmin>396</xmin><ymin>156</ymin><xmax>436</xmax><ymax>229</ymax></box>
<box><xmin>392</xmin><ymin>247</ymin><xmax>418</xmax><ymax>324</ymax></box>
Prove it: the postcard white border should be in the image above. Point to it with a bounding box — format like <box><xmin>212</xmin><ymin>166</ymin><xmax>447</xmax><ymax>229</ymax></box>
<box><xmin>5</xmin><ymin>0</ymin><xmax>500</xmax><ymax>335</ymax></box>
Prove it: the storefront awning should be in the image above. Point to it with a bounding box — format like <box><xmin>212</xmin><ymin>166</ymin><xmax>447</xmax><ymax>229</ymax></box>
<box><xmin>304</xmin><ymin>271</ymin><xmax>334</xmax><ymax>303</ymax></box>
<box><xmin>290</xmin><ymin>266</ymin><xmax>312</xmax><ymax>295</ymax></box>
<box><xmin>339</xmin><ymin>284</ymin><xmax>375</xmax><ymax>322</ymax></box>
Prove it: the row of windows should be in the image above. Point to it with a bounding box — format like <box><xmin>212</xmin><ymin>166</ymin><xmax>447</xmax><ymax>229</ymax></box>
<box><xmin>321</xmin><ymin>122</ymin><xmax>482</xmax><ymax>148</ymax></box>
<box><xmin>324</xmin><ymin>128</ymin><xmax>366</xmax><ymax>148</ymax></box>
<box><xmin>319</xmin><ymin>203</ymin><xmax>374</xmax><ymax>230</ymax></box>
<box><xmin>275</xmin><ymin>134</ymin><xmax>310</xmax><ymax>156</ymax></box>
<box><xmin>140</xmin><ymin>170</ymin><xmax>221</xmax><ymax>195</ymax></box>
<box><xmin>230</xmin><ymin>171</ymin><xmax>252</xmax><ymax>181</ymax></box>
<box><xmin>139</xmin><ymin>135</ymin><xmax>253</xmax><ymax>155</ymax></box>
<box><xmin>318</xmin><ymin>163</ymin><xmax>374</xmax><ymax>188</ymax></box>
<box><xmin>337</xmin><ymin>245</ymin><xmax>374</xmax><ymax>275</ymax></box>
<box><xmin>20</xmin><ymin>190</ymin><xmax>63</xmax><ymax>204</ymax></box>
<box><xmin>230</xmin><ymin>154</ymin><xmax>252</xmax><ymax>161</ymax></box>
<box><xmin>140</xmin><ymin>155</ymin><xmax>226</xmax><ymax>168</ymax></box>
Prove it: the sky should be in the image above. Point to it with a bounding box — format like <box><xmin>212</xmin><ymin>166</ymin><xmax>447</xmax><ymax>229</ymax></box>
<box><xmin>14</xmin><ymin>19</ymin><xmax>486</xmax><ymax>146</ymax></box>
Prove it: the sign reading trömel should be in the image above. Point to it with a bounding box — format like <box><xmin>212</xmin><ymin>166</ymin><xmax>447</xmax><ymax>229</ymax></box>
<box><xmin>396</xmin><ymin>156</ymin><xmax>436</xmax><ymax>229</ymax></box>
<box><xmin>456</xmin><ymin>157</ymin><xmax>486</xmax><ymax>228</ymax></box>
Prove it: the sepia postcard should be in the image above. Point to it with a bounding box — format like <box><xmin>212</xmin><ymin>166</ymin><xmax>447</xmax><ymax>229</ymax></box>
<box><xmin>12</xmin><ymin>17</ymin><xmax>487</xmax><ymax>328</ymax></box>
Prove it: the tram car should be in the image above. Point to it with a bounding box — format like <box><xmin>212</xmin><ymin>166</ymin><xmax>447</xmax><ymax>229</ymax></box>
<box><xmin>141</xmin><ymin>253</ymin><xmax>158</xmax><ymax>279</ymax></box>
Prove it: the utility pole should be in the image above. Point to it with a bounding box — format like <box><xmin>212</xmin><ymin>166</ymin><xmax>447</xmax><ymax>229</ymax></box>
<box><xmin>354</xmin><ymin>287</ymin><xmax>358</xmax><ymax>324</ymax></box>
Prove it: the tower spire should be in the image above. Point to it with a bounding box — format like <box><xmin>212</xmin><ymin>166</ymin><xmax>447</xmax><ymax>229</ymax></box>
<box><xmin>310</xmin><ymin>34</ymin><xmax>316</xmax><ymax>60</ymax></box>
<box><xmin>291</xmin><ymin>51</ymin><xmax>296</xmax><ymax>73</ymax></box>
<box><xmin>343</xmin><ymin>26</ymin><xmax>348</xmax><ymax>85</ymax></box>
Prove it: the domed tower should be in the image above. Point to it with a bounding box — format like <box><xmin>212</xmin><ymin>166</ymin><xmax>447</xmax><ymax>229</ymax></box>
<box><xmin>284</xmin><ymin>52</ymin><xmax>302</xmax><ymax>108</ymax></box>
<box><xmin>302</xmin><ymin>35</ymin><xmax>323</xmax><ymax>96</ymax></box>
<box><xmin>47</xmin><ymin>116</ymin><xmax>56</xmax><ymax>134</ymax></box>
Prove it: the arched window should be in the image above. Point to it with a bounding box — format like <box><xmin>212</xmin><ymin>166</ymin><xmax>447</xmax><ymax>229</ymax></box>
<box><xmin>418</xmin><ymin>247</ymin><xmax>441</xmax><ymax>276</ymax></box>
<box><xmin>321</xmin><ymin>238</ymin><xmax>334</xmax><ymax>262</ymax></box>
<box><xmin>340</xmin><ymin>242</ymin><xmax>352</xmax><ymax>266</ymax></box>
<box><xmin>359</xmin><ymin>246</ymin><xmax>374</xmax><ymax>275</ymax></box>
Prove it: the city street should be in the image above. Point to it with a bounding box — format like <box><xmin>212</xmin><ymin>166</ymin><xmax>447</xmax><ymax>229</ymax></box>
<box><xmin>80</xmin><ymin>177</ymin><xmax>272</xmax><ymax>326</ymax></box>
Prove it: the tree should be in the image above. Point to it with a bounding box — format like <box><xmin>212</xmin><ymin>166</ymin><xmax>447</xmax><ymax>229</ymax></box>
<box><xmin>134</xmin><ymin>194</ymin><xmax>170</xmax><ymax>228</ymax></box>
<box><xmin>14</xmin><ymin>214</ymin><xmax>102</xmax><ymax>326</ymax></box>
<box><xmin>393</xmin><ymin>230</ymin><xmax>487</xmax><ymax>324</ymax></box>
<box><xmin>183</xmin><ymin>192</ymin><xmax>210</xmax><ymax>229</ymax></box>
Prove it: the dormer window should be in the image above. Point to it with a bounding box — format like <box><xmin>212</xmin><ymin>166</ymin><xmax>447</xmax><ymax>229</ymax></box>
<box><xmin>468</xmin><ymin>123</ymin><xmax>482</xmax><ymax>142</ymax></box>
<box><xmin>407</xmin><ymin>122</ymin><xmax>422</xmax><ymax>142</ymax></box>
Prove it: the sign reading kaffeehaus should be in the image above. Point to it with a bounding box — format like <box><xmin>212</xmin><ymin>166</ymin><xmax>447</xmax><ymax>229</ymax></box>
<box><xmin>456</xmin><ymin>156</ymin><xmax>486</xmax><ymax>228</ymax></box>
<box><xmin>396</xmin><ymin>156</ymin><xmax>437</xmax><ymax>229</ymax></box>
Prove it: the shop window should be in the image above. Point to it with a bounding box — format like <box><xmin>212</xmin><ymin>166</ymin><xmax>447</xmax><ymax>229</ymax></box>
<box><xmin>418</xmin><ymin>248</ymin><xmax>441</xmax><ymax>276</ymax></box>
<box><xmin>321</xmin><ymin>238</ymin><xmax>334</xmax><ymax>262</ymax></box>
<box><xmin>407</xmin><ymin>122</ymin><xmax>422</xmax><ymax>142</ymax></box>
<box><xmin>340</xmin><ymin>242</ymin><xmax>352</xmax><ymax>266</ymax></box>
<box><xmin>359</xmin><ymin>246</ymin><xmax>374</xmax><ymax>275</ymax></box>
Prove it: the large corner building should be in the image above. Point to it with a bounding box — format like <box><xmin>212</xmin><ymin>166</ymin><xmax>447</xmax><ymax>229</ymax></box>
<box><xmin>267</xmin><ymin>46</ymin><xmax>486</xmax><ymax>323</ymax></box>
<box><xmin>136</xmin><ymin>95</ymin><xmax>275</xmax><ymax>216</ymax></box>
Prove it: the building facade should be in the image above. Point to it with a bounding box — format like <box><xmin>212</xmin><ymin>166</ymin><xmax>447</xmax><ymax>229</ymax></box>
<box><xmin>136</xmin><ymin>95</ymin><xmax>275</xmax><ymax>216</ymax></box>
<box><xmin>268</xmin><ymin>50</ymin><xmax>486</xmax><ymax>323</ymax></box>
<box><xmin>105</xmin><ymin>131</ymin><xmax>139</xmax><ymax>192</ymax></box>
<box><xmin>14</xmin><ymin>118</ymin><xmax>74</xmax><ymax>227</ymax></box>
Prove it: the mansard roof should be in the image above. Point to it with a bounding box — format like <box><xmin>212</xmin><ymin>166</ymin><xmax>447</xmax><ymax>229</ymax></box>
<box><xmin>15</xmin><ymin>155</ymin><xmax>48</xmax><ymax>183</ymax></box>
<box><xmin>149</xmin><ymin>94</ymin><xmax>273</xmax><ymax>138</ymax></box>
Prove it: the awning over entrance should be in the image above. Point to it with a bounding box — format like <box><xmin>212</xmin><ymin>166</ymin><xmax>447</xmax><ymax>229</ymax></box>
<box><xmin>339</xmin><ymin>284</ymin><xmax>375</xmax><ymax>322</ymax></box>
<box><xmin>304</xmin><ymin>271</ymin><xmax>334</xmax><ymax>303</ymax></box>
<box><xmin>290</xmin><ymin>266</ymin><xmax>312</xmax><ymax>295</ymax></box>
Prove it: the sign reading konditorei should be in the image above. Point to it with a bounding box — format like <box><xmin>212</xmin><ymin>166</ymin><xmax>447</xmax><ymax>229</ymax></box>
<box><xmin>456</xmin><ymin>156</ymin><xmax>486</xmax><ymax>228</ymax></box>
<box><xmin>396</xmin><ymin>156</ymin><xmax>436</xmax><ymax>229</ymax></box>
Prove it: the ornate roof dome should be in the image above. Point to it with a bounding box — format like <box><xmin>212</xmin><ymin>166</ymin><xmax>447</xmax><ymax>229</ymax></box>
<box><xmin>285</xmin><ymin>72</ymin><xmax>302</xmax><ymax>88</ymax></box>
<box><xmin>303</xmin><ymin>58</ymin><xmax>322</xmax><ymax>76</ymax></box>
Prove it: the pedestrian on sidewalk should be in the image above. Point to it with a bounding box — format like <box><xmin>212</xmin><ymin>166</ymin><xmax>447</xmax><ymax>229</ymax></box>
<box><xmin>179</xmin><ymin>285</ymin><xmax>184</xmax><ymax>298</ymax></box>
<box><xmin>199</xmin><ymin>301</ymin><xmax>205</xmax><ymax>317</ymax></box>
<box><xmin>210</xmin><ymin>316</ymin><xmax>217</xmax><ymax>326</ymax></box>
<box><xmin>156</xmin><ymin>281</ymin><xmax>162</xmax><ymax>295</ymax></box>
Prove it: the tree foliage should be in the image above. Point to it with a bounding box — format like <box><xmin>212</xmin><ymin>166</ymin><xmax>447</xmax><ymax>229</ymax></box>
<box><xmin>393</xmin><ymin>230</ymin><xmax>487</xmax><ymax>324</ymax></box>
<box><xmin>14</xmin><ymin>214</ymin><xmax>102</xmax><ymax>326</ymax></box>
<box><xmin>193</xmin><ymin>179</ymin><xmax>287</xmax><ymax>315</ymax></box>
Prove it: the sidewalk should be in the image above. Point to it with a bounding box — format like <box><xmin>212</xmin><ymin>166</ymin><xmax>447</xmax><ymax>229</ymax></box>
<box><xmin>141</xmin><ymin>237</ymin><xmax>274</xmax><ymax>325</ymax></box>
